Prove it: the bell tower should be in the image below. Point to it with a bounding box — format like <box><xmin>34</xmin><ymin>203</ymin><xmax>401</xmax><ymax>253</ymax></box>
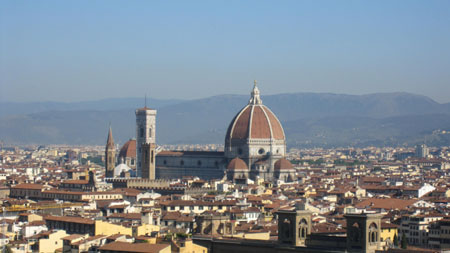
<box><xmin>345</xmin><ymin>213</ymin><xmax>382</xmax><ymax>253</ymax></box>
<box><xmin>105</xmin><ymin>126</ymin><xmax>116</xmax><ymax>178</ymax></box>
<box><xmin>277</xmin><ymin>210</ymin><xmax>312</xmax><ymax>247</ymax></box>
<box><xmin>135</xmin><ymin>106</ymin><xmax>157</xmax><ymax>178</ymax></box>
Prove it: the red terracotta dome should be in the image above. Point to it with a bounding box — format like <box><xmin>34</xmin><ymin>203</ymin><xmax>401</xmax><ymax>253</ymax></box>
<box><xmin>119</xmin><ymin>139</ymin><xmax>136</xmax><ymax>158</ymax></box>
<box><xmin>225</xmin><ymin>104</ymin><xmax>285</xmax><ymax>142</ymax></box>
<box><xmin>225</xmin><ymin>84</ymin><xmax>285</xmax><ymax>142</ymax></box>
<box><xmin>227</xmin><ymin>157</ymin><xmax>249</xmax><ymax>171</ymax></box>
<box><xmin>274</xmin><ymin>158</ymin><xmax>294</xmax><ymax>170</ymax></box>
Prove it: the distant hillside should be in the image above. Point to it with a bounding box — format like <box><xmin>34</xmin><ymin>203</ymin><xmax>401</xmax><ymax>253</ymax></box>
<box><xmin>1</xmin><ymin>92</ymin><xmax>450</xmax><ymax>147</ymax></box>
<box><xmin>283</xmin><ymin>114</ymin><xmax>450</xmax><ymax>147</ymax></box>
<box><xmin>0</xmin><ymin>97</ymin><xmax>184</xmax><ymax>117</ymax></box>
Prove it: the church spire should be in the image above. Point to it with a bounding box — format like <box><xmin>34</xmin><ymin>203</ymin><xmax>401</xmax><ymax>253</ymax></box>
<box><xmin>106</xmin><ymin>125</ymin><xmax>114</xmax><ymax>148</ymax></box>
<box><xmin>249</xmin><ymin>80</ymin><xmax>262</xmax><ymax>105</ymax></box>
<box><xmin>105</xmin><ymin>124</ymin><xmax>116</xmax><ymax>178</ymax></box>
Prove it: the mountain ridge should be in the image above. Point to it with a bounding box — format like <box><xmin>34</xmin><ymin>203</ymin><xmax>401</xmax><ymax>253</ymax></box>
<box><xmin>1</xmin><ymin>92</ymin><xmax>449</xmax><ymax>147</ymax></box>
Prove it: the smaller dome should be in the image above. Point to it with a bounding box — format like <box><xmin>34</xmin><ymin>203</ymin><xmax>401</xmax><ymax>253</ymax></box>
<box><xmin>227</xmin><ymin>158</ymin><xmax>249</xmax><ymax>171</ymax></box>
<box><xmin>119</xmin><ymin>139</ymin><xmax>136</xmax><ymax>158</ymax></box>
<box><xmin>274</xmin><ymin>158</ymin><xmax>294</xmax><ymax>171</ymax></box>
<box><xmin>114</xmin><ymin>163</ymin><xmax>132</xmax><ymax>177</ymax></box>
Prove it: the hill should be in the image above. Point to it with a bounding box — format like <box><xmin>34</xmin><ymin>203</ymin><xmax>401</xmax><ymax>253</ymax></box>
<box><xmin>1</xmin><ymin>92</ymin><xmax>449</xmax><ymax>147</ymax></box>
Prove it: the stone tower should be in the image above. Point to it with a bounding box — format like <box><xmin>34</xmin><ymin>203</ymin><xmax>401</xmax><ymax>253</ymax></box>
<box><xmin>345</xmin><ymin>213</ymin><xmax>382</xmax><ymax>253</ymax></box>
<box><xmin>141</xmin><ymin>143</ymin><xmax>156</xmax><ymax>179</ymax></box>
<box><xmin>135</xmin><ymin>106</ymin><xmax>157</xmax><ymax>178</ymax></box>
<box><xmin>277</xmin><ymin>210</ymin><xmax>312</xmax><ymax>247</ymax></box>
<box><xmin>105</xmin><ymin>126</ymin><xmax>116</xmax><ymax>178</ymax></box>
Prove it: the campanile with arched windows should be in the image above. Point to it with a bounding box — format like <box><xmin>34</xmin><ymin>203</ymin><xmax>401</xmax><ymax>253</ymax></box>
<box><xmin>345</xmin><ymin>213</ymin><xmax>383</xmax><ymax>253</ymax></box>
<box><xmin>135</xmin><ymin>106</ymin><xmax>156</xmax><ymax>178</ymax></box>
<box><xmin>277</xmin><ymin>210</ymin><xmax>312</xmax><ymax>247</ymax></box>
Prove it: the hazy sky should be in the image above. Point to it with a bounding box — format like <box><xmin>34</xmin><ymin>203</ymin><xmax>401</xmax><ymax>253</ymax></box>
<box><xmin>1</xmin><ymin>1</ymin><xmax>450</xmax><ymax>103</ymax></box>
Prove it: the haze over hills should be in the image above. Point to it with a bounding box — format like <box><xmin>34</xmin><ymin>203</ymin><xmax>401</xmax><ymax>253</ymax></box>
<box><xmin>0</xmin><ymin>97</ymin><xmax>184</xmax><ymax>117</ymax></box>
<box><xmin>1</xmin><ymin>92</ymin><xmax>450</xmax><ymax>148</ymax></box>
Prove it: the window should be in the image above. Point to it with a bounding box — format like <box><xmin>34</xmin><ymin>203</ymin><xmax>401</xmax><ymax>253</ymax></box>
<box><xmin>258</xmin><ymin>148</ymin><xmax>265</xmax><ymax>155</ymax></box>
<box><xmin>140</xmin><ymin>128</ymin><xmax>144</xmax><ymax>138</ymax></box>
<box><xmin>149</xmin><ymin>128</ymin><xmax>152</xmax><ymax>137</ymax></box>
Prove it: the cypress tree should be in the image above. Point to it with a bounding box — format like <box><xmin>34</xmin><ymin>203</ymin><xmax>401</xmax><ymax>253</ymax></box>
<box><xmin>401</xmin><ymin>233</ymin><xmax>407</xmax><ymax>249</ymax></box>
<box><xmin>393</xmin><ymin>233</ymin><xmax>398</xmax><ymax>247</ymax></box>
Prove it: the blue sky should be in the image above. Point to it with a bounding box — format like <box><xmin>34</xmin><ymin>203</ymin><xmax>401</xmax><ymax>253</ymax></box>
<box><xmin>1</xmin><ymin>1</ymin><xmax>450</xmax><ymax>102</ymax></box>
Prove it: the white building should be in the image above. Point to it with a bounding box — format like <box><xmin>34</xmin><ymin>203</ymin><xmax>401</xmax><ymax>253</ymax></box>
<box><xmin>400</xmin><ymin>213</ymin><xmax>443</xmax><ymax>247</ymax></box>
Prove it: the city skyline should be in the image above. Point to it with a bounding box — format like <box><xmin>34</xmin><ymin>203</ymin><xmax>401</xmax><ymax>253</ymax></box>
<box><xmin>1</xmin><ymin>2</ymin><xmax>450</xmax><ymax>253</ymax></box>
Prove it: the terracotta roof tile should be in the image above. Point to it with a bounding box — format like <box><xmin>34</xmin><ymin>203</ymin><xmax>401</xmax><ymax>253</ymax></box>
<box><xmin>98</xmin><ymin>242</ymin><xmax>169</xmax><ymax>253</ymax></box>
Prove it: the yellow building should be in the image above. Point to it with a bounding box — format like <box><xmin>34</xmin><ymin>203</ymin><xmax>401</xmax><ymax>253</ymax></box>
<box><xmin>38</xmin><ymin>230</ymin><xmax>68</xmax><ymax>253</ymax></box>
<box><xmin>231</xmin><ymin>231</ymin><xmax>271</xmax><ymax>240</ymax></box>
<box><xmin>171</xmin><ymin>239</ymin><xmax>207</xmax><ymax>253</ymax></box>
<box><xmin>380</xmin><ymin>222</ymin><xmax>398</xmax><ymax>244</ymax></box>
<box><xmin>95</xmin><ymin>220</ymin><xmax>160</xmax><ymax>237</ymax></box>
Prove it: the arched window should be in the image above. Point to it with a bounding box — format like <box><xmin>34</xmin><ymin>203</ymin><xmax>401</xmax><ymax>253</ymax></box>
<box><xmin>283</xmin><ymin>219</ymin><xmax>291</xmax><ymax>239</ymax></box>
<box><xmin>299</xmin><ymin>218</ymin><xmax>308</xmax><ymax>239</ymax></box>
<box><xmin>351</xmin><ymin>222</ymin><xmax>361</xmax><ymax>242</ymax></box>
<box><xmin>369</xmin><ymin>223</ymin><xmax>378</xmax><ymax>243</ymax></box>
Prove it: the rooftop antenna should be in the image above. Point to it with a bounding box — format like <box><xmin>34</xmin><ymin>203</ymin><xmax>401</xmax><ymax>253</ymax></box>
<box><xmin>145</xmin><ymin>93</ymin><xmax>147</xmax><ymax>108</ymax></box>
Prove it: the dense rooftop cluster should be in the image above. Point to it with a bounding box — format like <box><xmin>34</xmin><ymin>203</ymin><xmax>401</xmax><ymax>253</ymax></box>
<box><xmin>0</xmin><ymin>145</ymin><xmax>449</xmax><ymax>252</ymax></box>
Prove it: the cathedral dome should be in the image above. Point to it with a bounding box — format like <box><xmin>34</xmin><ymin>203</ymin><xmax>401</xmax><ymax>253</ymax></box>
<box><xmin>119</xmin><ymin>139</ymin><xmax>136</xmax><ymax>158</ymax></box>
<box><xmin>227</xmin><ymin>157</ymin><xmax>249</xmax><ymax>171</ymax></box>
<box><xmin>274</xmin><ymin>158</ymin><xmax>294</xmax><ymax>171</ymax></box>
<box><xmin>225</xmin><ymin>83</ymin><xmax>285</xmax><ymax>142</ymax></box>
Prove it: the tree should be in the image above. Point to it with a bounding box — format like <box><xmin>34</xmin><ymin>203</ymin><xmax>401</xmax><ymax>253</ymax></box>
<box><xmin>3</xmin><ymin>245</ymin><xmax>13</xmax><ymax>253</ymax></box>
<box><xmin>401</xmin><ymin>233</ymin><xmax>407</xmax><ymax>249</ymax></box>
<box><xmin>393</xmin><ymin>233</ymin><xmax>398</xmax><ymax>247</ymax></box>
